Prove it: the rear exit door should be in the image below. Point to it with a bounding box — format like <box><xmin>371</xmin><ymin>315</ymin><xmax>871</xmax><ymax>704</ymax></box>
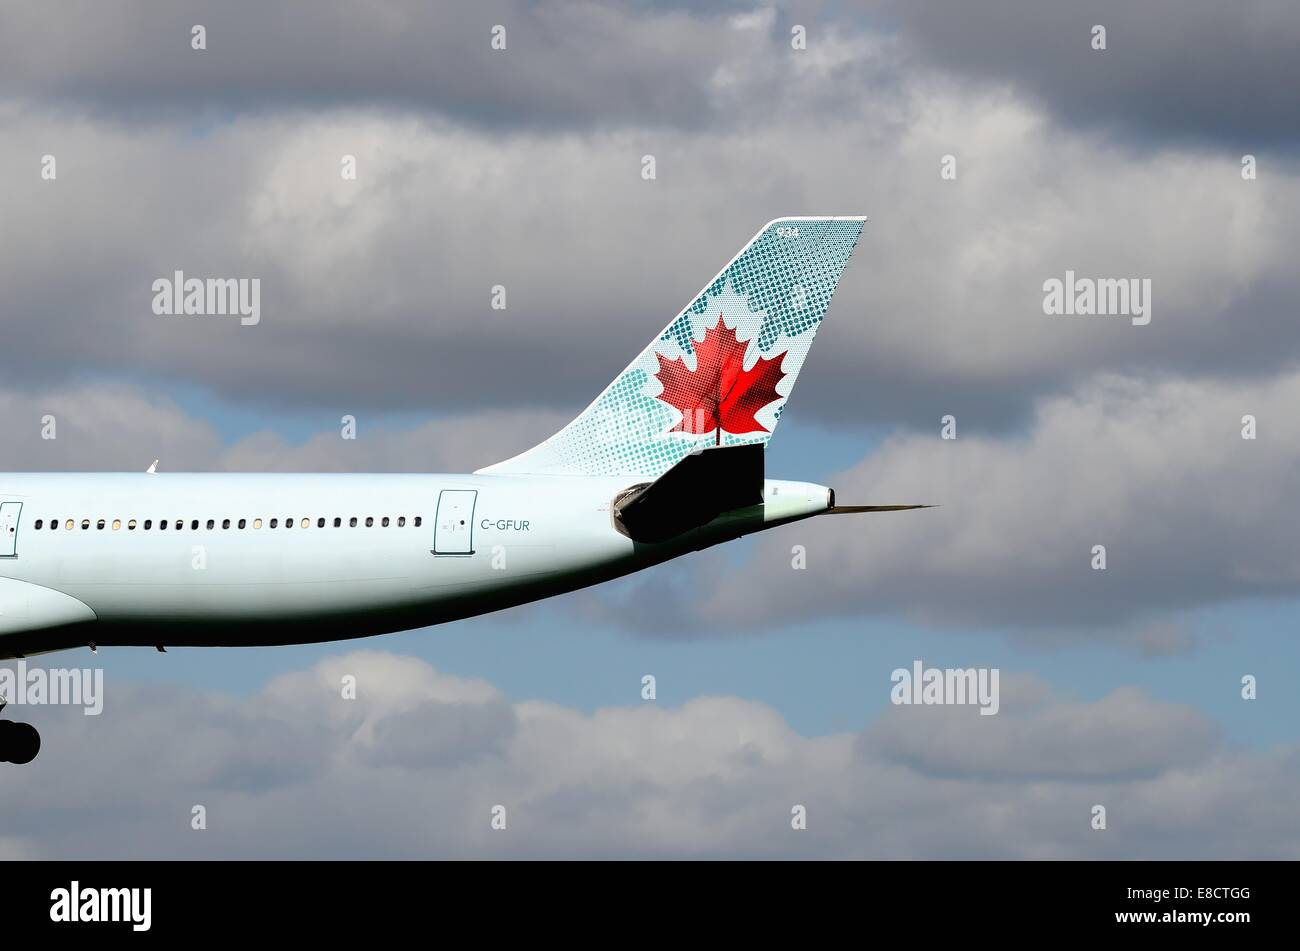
<box><xmin>433</xmin><ymin>490</ymin><xmax>477</xmax><ymax>555</ymax></box>
<box><xmin>0</xmin><ymin>501</ymin><xmax>21</xmax><ymax>558</ymax></box>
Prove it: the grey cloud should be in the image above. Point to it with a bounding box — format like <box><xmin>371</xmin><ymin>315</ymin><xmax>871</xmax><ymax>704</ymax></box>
<box><xmin>3</xmin><ymin>3</ymin><xmax>1299</xmax><ymax>436</ymax></box>
<box><xmin>16</xmin><ymin>0</ymin><xmax>1292</xmax><ymax>153</ymax></box>
<box><xmin>0</xmin><ymin>1</ymin><xmax>862</xmax><ymax>131</ymax></box>
<box><xmin>4</xmin><ymin>79</ymin><xmax>1299</xmax><ymax>432</ymax></box>
<box><xmin>3</xmin><ymin>652</ymin><xmax>1296</xmax><ymax>859</ymax></box>
<box><xmin>884</xmin><ymin>0</ymin><xmax>1300</xmax><ymax>150</ymax></box>
<box><xmin>0</xmin><ymin>380</ymin><xmax>564</xmax><ymax>474</ymax></box>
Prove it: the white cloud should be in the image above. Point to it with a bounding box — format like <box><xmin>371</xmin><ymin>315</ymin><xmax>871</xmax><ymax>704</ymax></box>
<box><xmin>4</xmin><ymin>652</ymin><xmax>1296</xmax><ymax>859</ymax></box>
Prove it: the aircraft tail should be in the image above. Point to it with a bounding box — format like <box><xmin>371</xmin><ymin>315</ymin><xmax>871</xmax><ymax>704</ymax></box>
<box><xmin>479</xmin><ymin>216</ymin><xmax>866</xmax><ymax>478</ymax></box>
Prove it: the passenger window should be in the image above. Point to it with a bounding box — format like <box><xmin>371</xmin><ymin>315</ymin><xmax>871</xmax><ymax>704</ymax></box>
<box><xmin>127</xmin><ymin>520</ymin><xmax>137</xmax><ymax>530</ymax></box>
<box><xmin>238</xmin><ymin>518</ymin><xmax>246</xmax><ymax>529</ymax></box>
<box><xmin>82</xmin><ymin>520</ymin><xmax>90</xmax><ymax>530</ymax></box>
<box><xmin>111</xmin><ymin>519</ymin><xmax>120</xmax><ymax>531</ymax></box>
<box><xmin>97</xmin><ymin>519</ymin><xmax>106</xmax><ymax>530</ymax></box>
<box><xmin>68</xmin><ymin>520</ymin><xmax>76</xmax><ymax>530</ymax></box>
<box><xmin>365</xmin><ymin>516</ymin><xmax>374</xmax><ymax>527</ymax></box>
<box><xmin>285</xmin><ymin>518</ymin><xmax>293</xmax><ymax>529</ymax></box>
<box><xmin>176</xmin><ymin>520</ymin><xmax>183</xmax><ymax>531</ymax></box>
<box><xmin>398</xmin><ymin>516</ymin><xmax>406</xmax><ymax>527</ymax></box>
<box><xmin>382</xmin><ymin>516</ymin><xmax>390</xmax><ymax>527</ymax></box>
<box><xmin>145</xmin><ymin>520</ymin><xmax>153</xmax><ymax>530</ymax></box>
<box><xmin>333</xmin><ymin>517</ymin><xmax>341</xmax><ymax>528</ymax></box>
<box><xmin>301</xmin><ymin>518</ymin><xmax>309</xmax><ymax>529</ymax></box>
<box><xmin>253</xmin><ymin>518</ymin><xmax>262</xmax><ymax>529</ymax></box>
<box><xmin>270</xmin><ymin>518</ymin><xmax>278</xmax><ymax>528</ymax></box>
<box><xmin>349</xmin><ymin>517</ymin><xmax>357</xmax><ymax>527</ymax></box>
<box><xmin>35</xmin><ymin>519</ymin><xmax>43</xmax><ymax>529</ymax></box>
<box><xmin>414</xmin><ymin>516</ymin><xmax>422</xmax><ymax>527</ymax></box>
<box><xmin>317</xmin><ymin>517</ymin><xmax>325</xmax><ymax>528</ymax></box>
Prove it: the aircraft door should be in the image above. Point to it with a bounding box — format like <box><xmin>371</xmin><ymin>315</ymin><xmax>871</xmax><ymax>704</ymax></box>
<box><xmin>0</xmin><ymin>502</ymin><xmax>21</xmax><ymax>557</ymax></box>
<box><xmin>433</xmin><ymin>490</ymin><xmax>477</xmax><ymax>555</ymax></box>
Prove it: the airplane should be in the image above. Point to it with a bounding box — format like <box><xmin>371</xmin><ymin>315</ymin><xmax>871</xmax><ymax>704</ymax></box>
<box><xmin>0</xmin><ymin>216</ymin><xmax>929</xmax><ymax>764</ymax></box>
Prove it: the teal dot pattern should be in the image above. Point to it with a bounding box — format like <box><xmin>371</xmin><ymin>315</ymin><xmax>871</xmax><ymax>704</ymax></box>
<box><xmin>487</xmin><ymin>218</ymin><xmax>865</xmax><ymax>478</ymax></box>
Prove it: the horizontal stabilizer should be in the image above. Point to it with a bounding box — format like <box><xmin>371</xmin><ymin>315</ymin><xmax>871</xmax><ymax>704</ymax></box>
<box><xmin>613</xmin><ymin>443</ymin><xmax>764</xmax><ymax>544</ymax></box>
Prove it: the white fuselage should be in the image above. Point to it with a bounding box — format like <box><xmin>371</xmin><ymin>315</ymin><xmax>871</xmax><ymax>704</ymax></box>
<box><xmin>0</xmin><ymin>472</ymin><xmax>830</xmax><ymax>658</ymax></box>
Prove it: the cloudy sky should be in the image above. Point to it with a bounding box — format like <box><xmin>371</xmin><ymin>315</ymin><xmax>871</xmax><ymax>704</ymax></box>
<box><xmin>2</xmin><ymin>0</ymin><xmax>1299</xmax><ymax>858</ymax></box>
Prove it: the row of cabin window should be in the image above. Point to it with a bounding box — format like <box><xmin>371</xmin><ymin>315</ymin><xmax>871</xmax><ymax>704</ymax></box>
<box><xmin>32</xmin><ymin>516</ymin><xmax>424</xmax><ymax>532</ymax></box>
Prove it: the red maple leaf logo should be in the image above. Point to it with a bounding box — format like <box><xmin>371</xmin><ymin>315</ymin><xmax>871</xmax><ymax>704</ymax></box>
<box><xmin>653</xmin><ymin>314</ymin><xmax>788</xmax><ymax>441</ymax></box>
